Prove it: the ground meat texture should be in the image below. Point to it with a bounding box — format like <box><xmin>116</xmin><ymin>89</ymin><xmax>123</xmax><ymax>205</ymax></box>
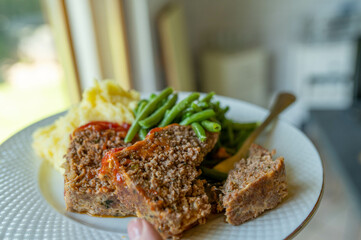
<box><xmin>63</xmin><ymin>127</ymin><xmax>135</xmax><ymax>216</ymax></box>
<box><xmin>204</xmin><ymin>182</ymin><xmax>224</xmax><ymax>214</ymax></box>
<box><xmin>100</xmin><ymin>124</ymin><xmax>219</xmax><ymax>239</ymax></box>
<box><xmin>222</xmin><ymin>144</ymin><xmax>288</xmax><ymax>225</ymax></box>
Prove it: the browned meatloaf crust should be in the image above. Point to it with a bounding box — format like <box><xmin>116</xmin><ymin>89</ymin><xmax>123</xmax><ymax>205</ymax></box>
<box><xmin>100</xmin><ymin>124</ymin><xmax>219</xmax><ymax>238</ymax></box>
<box><xmin>63</xmin><ymin>123</ymin><xmax>135</xmax><ymax>216</ymax></box>
<box><xmin>223</xmin><ymin>144</ymin><xmax>287</xmax><ymax>225</ymax></box>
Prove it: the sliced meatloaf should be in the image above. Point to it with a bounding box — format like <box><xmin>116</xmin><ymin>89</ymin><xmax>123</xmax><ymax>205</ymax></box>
<box><xmin>223</xmin><ymin>144</ymin><xmax>287</xmax><ymax>225</ymax></box>
<box><xmin>99</xmin><ymin>124</ymin><xmax>219</xmax><ymax>238</ymax></box>
<box><xmin>63</xmin><ymin>121</ymin><xmax>135</xmax><ymax>216</ymax></box>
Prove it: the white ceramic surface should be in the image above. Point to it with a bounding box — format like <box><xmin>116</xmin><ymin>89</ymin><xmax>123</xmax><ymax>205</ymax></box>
<box><xmin>0</xmin><ymin>94</ymin><xmax>323</xmax><ymax>240</ymax></box>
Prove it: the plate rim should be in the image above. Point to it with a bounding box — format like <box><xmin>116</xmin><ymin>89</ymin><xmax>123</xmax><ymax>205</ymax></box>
<box><xmin>285</xmin><ymin>168</ymin><xmax>324</xmax><ymax>239</ymax></box>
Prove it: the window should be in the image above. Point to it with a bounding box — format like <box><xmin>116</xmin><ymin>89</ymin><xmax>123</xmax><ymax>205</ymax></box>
<box><xmin>0</xmin><ymin>0</ymin><xmax>69</xmax><ymax>143</ymax></box>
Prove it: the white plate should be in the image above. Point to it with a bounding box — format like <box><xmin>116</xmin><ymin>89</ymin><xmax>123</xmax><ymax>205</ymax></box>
<box><xmin>0</xmin><ymin>94</ymin><xmax>323</xmax><ymax>240</ymax></box>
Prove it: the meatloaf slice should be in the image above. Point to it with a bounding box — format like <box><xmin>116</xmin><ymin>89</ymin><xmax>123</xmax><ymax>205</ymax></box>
<box><xmin>223</xmin><ymin>144</ymin><xmax>287</xmax><ymax>225</ymax></box>
<box><xmin>99</xmin><ymin>124</ymin><xmax>219</xmax><ymax>238</ymax></box>
<box><xmin>63</xmin><ymin>122</ymin><xmax>135</xmax><ymax>216</ymax></box>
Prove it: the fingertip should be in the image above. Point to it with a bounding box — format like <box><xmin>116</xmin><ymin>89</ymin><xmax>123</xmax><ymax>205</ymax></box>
<box><xmin>128</xmin><ymin>218</ymin><xmax>142</xmax><ymax>240</ymax></box>
<box><xmin>127</xmin><ymin>218</ymin><xmax>162</xmax><ymax>240</ymax></box>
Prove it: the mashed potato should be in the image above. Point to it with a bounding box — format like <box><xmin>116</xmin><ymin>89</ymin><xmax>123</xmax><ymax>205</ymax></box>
<box><xmin>32</xmin><ymin>80</ymin><xmax>140</xmax><ymax>173</ymax></box>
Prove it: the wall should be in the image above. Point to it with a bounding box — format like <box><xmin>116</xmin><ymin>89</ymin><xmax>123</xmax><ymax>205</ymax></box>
<box><xmin>142</xmin><ymin>0</ymin><xmax>357</xmax><ymax>124</ymax></box>
<box><xmin>145</xmin><ymin>0</ymin><xmax>355</xmax><ymax>86</ymax></box>
<box><xmin>187</xmin><ymin>0</ymin><xmax>354</xmax><ymax>89</ymax></box>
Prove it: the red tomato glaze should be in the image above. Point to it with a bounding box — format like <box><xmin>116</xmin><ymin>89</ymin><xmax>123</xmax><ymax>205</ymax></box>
<box><xmin>74</xmin><ymin>121</ymin><xmax>131</xmax><ymax>134</ymax></box>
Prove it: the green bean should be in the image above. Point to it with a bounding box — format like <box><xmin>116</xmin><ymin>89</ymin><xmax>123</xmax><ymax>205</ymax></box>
<box><xmin>139</xmin><ymin>128</ymin><xmax>148</xmax><ymax>140</ymax></box>
<box><xmin>213</xmin><ymin>101</ymin><xmax>221</xmax><ymax>111</ymax></box>
<box><xmin>223</xmin><ymin>105</ymin><xmax>229</xmax><ymax>112</ymax></box>
<box><xmin>137</xmin><ymin>101</ymin><xmax>148</xmax><ymax>116</ymax></box>
<box><xmin>180</xmin><ymin>109</ymin><xmax>216</xmax><ymax>126</ymax></box>
<box><xmin>149</xmin><ymin>93</ymin><xmax>157</xmax><ymax>100</ymax></box>
<box><xmin>139</xmin><ymin>94</ymin><xmax>178</xmax><ymax>129</ymax></box>
<box><xmin>159</xmin><ymin>92</ymin><xmax>200</xmax><ymax>127</ymax></box>
<box><xmin>201</xmin><ymin>120</ymin><xmax>221</xmax><ymax>132</ymax></box>
<box><xmin>150</xmin><ymin>93</ymin><xmax>166</xmax><ymax>108</ymax></box>
<box><xmin>160</xmin><ymin>97</ymin><xmax>167</xmax><ymax>105</ymax></box>
<box><xmin>191</xmin><ymin>102</ymin><xmax>202</xmax><ymax>112</ymax></box>
<box><xmin>197</xmin><ymin>102</ymin><xmax>209</xmax><ymax>109</ymax></box>
<box><xmin>183</xmin><ymin>107</ymin><xmax>195</xmax><ymax>114</ymax></box>
<box><xmin>200</xmin><ymin>166</ymin><xmax>227</xmax><ymax>181</ymax></box>
<box><xmin>125</xmin><ymin>87</ymin><xmax>173</xmax><ymax>143</ymax></box>
<box><xmin>191</xmin><ymin>122</ymin><xmax>207</xmax><ymax>142</ymax></box>
<box><xmin>220</xmin><ymin>118</ymin><xmax>229</xmax><ymax>128</ymax></box>
<box><xmin>232</xmin><ymin>121</ymin><xmax>260</xmax><ymax>131</ymax></box>
<box><xmin>216</xmin><ymin>106</ymin><xmax>229</xmax><ymax>120</ymax></box>
<box><xmin>209</xmin><ymin>117</ymin><xmax>219</xmax><ymax>123</ymax></box>
<box><xmin>182</xmin><ymin>112</ymin><xmax>193</xmax><ymax>121</ymax></box>
<box><xmin>180</xmin><ymin>108</ymin><xmax>195</xmax><ymax>120</ymax></box>
<box><xmin>134</xmin><ymin>100</ymin><xmax>148</xmax><ymax>116</ymax></box>
<box><xmin>201</xmin><ymin>92</ymin><xmax>215</xmax><ymax>103</ymax></box>
<box><xmin>164</xmin><ymin>109</ymin><xmax>170</xmax><ymax>117</ymax></box>
<box><xmin>219</xmin><ymin>106</ymin><xmax>229</xmax><ymax>115</ymax></box>
<box><xmin>233</xmin><ymin>131</ymin><xmax>249</xmax><ymax>148</ymax></box>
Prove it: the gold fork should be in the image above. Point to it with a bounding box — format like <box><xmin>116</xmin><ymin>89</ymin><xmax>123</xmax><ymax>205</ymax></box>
<box><xmin>213</xmin><ymin>92</ymin><xmax>296</xmax><ymax>173</ymax></box>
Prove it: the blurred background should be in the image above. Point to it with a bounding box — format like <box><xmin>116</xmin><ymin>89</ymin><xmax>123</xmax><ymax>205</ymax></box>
<box><xmin>0</xmin><ymin>0</ymin><xmax>360</xmax><ymax>239</ymax></box>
